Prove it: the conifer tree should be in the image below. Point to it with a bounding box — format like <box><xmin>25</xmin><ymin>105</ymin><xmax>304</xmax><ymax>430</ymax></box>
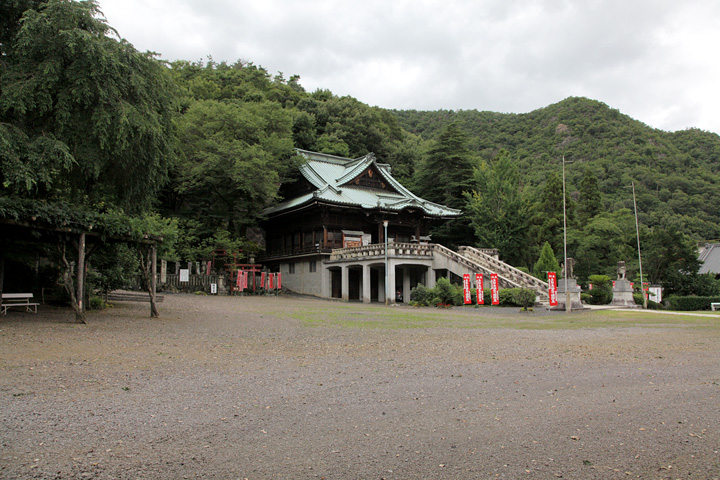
<box><xmin>533</xmin><ymin>242</ymin><xmax>560</xmax><ymax>281</ymax></box>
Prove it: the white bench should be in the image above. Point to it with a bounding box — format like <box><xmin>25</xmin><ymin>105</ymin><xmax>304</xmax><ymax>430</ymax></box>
<box><xmin>1</xmin><ymin>293</ymin><xmax>39</xmax><ymax>315</ymax></box>
<box><xmin>711</xmin><ymin>302</ymin><xmax>720</xmax><ymax>312</ymax></box>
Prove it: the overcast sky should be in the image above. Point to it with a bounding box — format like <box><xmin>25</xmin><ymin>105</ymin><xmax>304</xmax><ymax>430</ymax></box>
<box><xmin>98</xmin><ymin>0</ymin><xmax>720</xmax><ymax>134</ymax></box>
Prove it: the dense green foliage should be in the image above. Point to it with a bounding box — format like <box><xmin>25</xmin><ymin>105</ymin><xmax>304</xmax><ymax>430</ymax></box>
<box><xmin>665</xmin><ymin>295</ymin><xmax>720</xmax><ymax>311</ymax></box>
<box><xmin>3</xmin><ymin>1</ymin><xmax>720</xmax><ymax>301</ymax></box>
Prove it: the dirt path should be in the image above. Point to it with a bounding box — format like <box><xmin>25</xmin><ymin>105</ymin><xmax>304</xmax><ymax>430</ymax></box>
<box><xmin>1</xmin><ymin>295</ymin><xmax>719</xmax><ymax>479</ymax></box>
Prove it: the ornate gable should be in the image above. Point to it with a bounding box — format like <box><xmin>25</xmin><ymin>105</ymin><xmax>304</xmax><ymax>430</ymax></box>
<box><xmin>342</xmin><ymin>165</ymin><xmax>398</xmax><ymax>193</ymax></box>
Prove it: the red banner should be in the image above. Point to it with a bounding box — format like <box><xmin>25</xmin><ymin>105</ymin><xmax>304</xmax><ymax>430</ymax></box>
<box><xmin>548</xmin><ymin>272</ymin><xmax>558</xmax><ymax>307</ymax></box>
<box><xmin>243</xmin><ymin>271</ymin><xmax>248</xmax><ymax>289</ymax></box>
<box><xmin>476</xmin><ymin>273</ymin><xmax>484</xmax><ymax>305</ymax></box>
<box><xmin>261</xmin><ymin>272</ymin><xmax>266</xmax><ymax>290</ymax></box>
<box><xmin>269</xmin><ymin>273</ymin><xmax>275</xmax><ymax>290</ymax></box>
<box><xmin>276</xmin><ymin>272</ymin><xmax>282</xmax><ymax>290</ymax></box>
<box><xmin>463</xmin><ymin>274</ymin><xmax>472</xmax><ymax>304</ymax></box>
<box><xmin>490</xmin><ymin>273</ymin><xmax>499</xmax><ymax>305</ymax></box>
<box><xmin>236</xmin><ymin>271</ymin><xmax>242</xmax><ymax>288</ymax></box>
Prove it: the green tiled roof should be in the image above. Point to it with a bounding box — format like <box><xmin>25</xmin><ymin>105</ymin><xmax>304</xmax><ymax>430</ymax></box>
<box><xmin>263</xmin><ymin>150</ymin><xmax>462</xmax><ymax>218</ymax></box>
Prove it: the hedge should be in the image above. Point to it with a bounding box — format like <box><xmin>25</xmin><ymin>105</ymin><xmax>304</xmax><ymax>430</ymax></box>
<box><xmin>665</xmin><ymin>295</ymin><xmax>720</xmax><ymax>311</ymax></box>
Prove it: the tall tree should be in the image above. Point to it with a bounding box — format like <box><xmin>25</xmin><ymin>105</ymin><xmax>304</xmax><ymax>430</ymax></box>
<box><xmin>533</xmin><ymin>241</ymin><xmax>560</xmax><ymax>281</ymax></box>
<box><xmin>465</xmin><ymin>149</ymin><xmax>530</xmax><ymax>265</ymax></box>
<box><xmin>0</xmin><ymin>0</ymin><xmax>178</xmax><ymax>212</ymax></box>
<box><xmin>174</xmin><ymin>99</ymin><xmax>298</xmax><ymax>237</ymax></box>
<box><xmin>414</xmin><ymin>123</ymin><xmax>476</xmax><ymax>247</ymax></box>
<box><xmin>577</xmin><ymin>167</ymin><xmax>603</xmax><ymax>224</ymax></box>
<box><xmin>415</xmin><ymin>123</ymin><xmax>475</xmax><ymax>209</ymax></box>
<box><xmin>529</xmin><ymin>172</ymin><xmax>576</xmax><ymax>260</ymax></box>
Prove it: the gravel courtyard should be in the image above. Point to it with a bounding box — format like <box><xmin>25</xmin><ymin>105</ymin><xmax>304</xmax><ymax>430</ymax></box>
<box><xmin>1</xmin><ymin>294</ymin><xmax>719</xmax><ymax>479</ymax></box>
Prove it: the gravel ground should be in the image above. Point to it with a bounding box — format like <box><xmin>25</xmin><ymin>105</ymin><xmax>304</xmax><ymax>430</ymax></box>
<box><xmin>1</xmin><ymin>294</ymin><xmax>719</xmax><ymax>480</ymax></box>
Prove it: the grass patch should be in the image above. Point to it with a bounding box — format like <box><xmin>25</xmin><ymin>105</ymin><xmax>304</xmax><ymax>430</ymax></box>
<box><xmin>280</xmin><ymin>304</ymin><xmax>720</xmax><ymax>331</ymax></box>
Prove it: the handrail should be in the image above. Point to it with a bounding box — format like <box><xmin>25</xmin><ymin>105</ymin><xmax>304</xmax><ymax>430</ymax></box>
<box><xmin>431</xmin><ymin>244</ymin><xmax>523</xmax><ymax>290</ymax></box>
<box><xmin>459</xmin><ymin>246</ymin><xmax>549</xmax><ymax>290</ymax></box>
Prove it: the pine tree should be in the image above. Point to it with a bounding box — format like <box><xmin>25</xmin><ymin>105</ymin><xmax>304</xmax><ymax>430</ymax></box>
<box><xmin>533</xmin><ymin>242</ymin><xmax>560</xmax><ymax>281</ymax></box>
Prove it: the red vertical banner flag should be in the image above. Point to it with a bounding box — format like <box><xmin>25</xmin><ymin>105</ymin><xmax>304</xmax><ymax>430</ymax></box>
<box><xmin>276</xmin><ymin>272</ymin><xmax>282</xmax><ymax>290</ymax></box>
<box><xmin>463</xmin><ymin>274</ymin><xmax>472</xmax><ymax>304</ymax></box>
<box><xmin>261</xmin><ymin>272</ymin><xmax>266</xmax><ymax>290</ymax></box>
<box><xmin>269</xmin><ymin>273</ymin><xmax>275</xmax><ymax>290</ymax></box>
<box><xmin>236</xmin><ymin>271</ymin><xmax>242</xmax><ymax>288</ymax></box>
<box><xmin>243</xmin><ymin>271</ymin><xmax>248</xmax><ymax>289</ymax></box>
<box><xmin>475</xmin><ymin>273</ymin><xmax>484</xmax><ymax>305</ymax></box>
<box><xmin>547</xmin><ymin>272</ymin><xmax>558</xmax><ymax>307</ymax></box>
<box><xmin>490</xmin><ymin>273</ymin><xmax>500</xmax><ymax>305</ymax></box>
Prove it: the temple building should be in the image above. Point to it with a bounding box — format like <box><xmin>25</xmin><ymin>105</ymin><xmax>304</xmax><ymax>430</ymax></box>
<box><xmin>260</xmin><ymin>149</ymin><xmax>547</xmax><ymax>303</ymax></box>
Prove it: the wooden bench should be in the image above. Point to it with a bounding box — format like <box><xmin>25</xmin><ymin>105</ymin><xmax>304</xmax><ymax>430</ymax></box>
<box><xmin>105</xmin><ymin>291</ymin><xmax>164</xmax><ymax>303</ymax></box>
<box><xmin>1</xmin><ymin>293</ymin><xmax>39</xmax><ymax>315</ymax></box>
<box><xmin>711</xmin><ymin>302</ymin><xmax>720</xmax><ymax>312</ymax></box>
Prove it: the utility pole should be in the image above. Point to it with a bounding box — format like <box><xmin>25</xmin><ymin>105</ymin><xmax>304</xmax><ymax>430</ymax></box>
<box><xmin>562</xmin><ymin>155</ymin><xmax>571</xmax><ymax>313</ymax></box>
<box><xmin>631</xmin><ymin>182</ymin><xmax>647</xmax><ymax>309</ymax></box>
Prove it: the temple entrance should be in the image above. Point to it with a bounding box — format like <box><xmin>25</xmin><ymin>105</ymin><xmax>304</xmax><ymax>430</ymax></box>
<box><xmin>330</xmin><ymin>268</ymin><xmax>341</xmax><ymax>298</ymax></box>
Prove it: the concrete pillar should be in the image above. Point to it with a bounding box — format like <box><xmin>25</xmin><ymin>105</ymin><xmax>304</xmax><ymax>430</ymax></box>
<box><xmin>160</xmin><ymin>259</ymin><xmax>167</xmax><ymax>284</ymax></box>
<box><xmin>403</xmin><ymin>267</ymin><xmax>411</xmax><ymax>304</ymax></box>
<box><xmin>341</xmin><ymin>264</ymin><xmax>349</xmax><ymax>301</ymax></box>
<box><xmin>362</xmin><ymin>264</ymin><xmax>371</xmax><ymax>304</ymax></box>
<box><xmin>322</xmin><ymin>266</ymin><xmax>331</xmax><ymax>298</ymax></box>
<box><xmin>387</xmin><ymin>261</ymin><xmax>396</xmax><ymax>304</ymax></box>
<box><xmin>426</xmin><ymin>267</ymin><xmax>436</xmax><ymax>289</ymax></box>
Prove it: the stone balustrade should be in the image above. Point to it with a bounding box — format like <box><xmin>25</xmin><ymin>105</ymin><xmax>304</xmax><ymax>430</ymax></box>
<box><xmin>329</xmin><ymin>242</ymin><xmax>433</xmax><ymax>261</ymax></box>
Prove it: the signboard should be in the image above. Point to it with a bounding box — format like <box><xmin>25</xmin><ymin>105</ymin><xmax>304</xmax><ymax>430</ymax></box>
<box><xmin>476</xmin><ymin>273</ymin><xmax>484</xmax><ymax>305</ymax></box>
<box><xmin>179</xmin><ymin>269</ymin><xmax>189</xmax><ymax>283</ymax></box>
<box><xmin>463</xmin><ymin>274</ymin><xmax>472</xmax><ymax>304</ymax></box>
<box><xmin>648</xmin><ymin>286</ymin><xmax>662</xmax><ymax>303</ymax></box>
<box><xmin>490</xmin><ymin>273</ymin><xmax>500</xmax><ymax>305</ymax></box>
<box><xmin>210</xmin><ymin>283</ymin><xmax>217</xmax><ymax>294</ymax></box>
<box><xmin>548</xmin><ymin>272</ymin><xmax>558</xmax><ymax>307</ymax></box>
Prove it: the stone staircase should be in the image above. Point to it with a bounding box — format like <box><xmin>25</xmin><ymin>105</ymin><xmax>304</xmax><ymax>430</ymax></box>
<box><xmin>434</xmin><ymin>245</ymin><xmax>549</xmax><ymax>301</ymax></box>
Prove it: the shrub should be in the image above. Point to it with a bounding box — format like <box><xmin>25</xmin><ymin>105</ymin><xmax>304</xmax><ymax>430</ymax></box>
<box><xmin>666</xmin><ymin>295</ymin><xmax>720</xmax><ymax>311</ymax></box>
<box><xmin>587</xmin><ymin>275</ymin><xmax>612</xmax><ymax>305</ymax></box>
<box><xmin>633</xmin><ymin>293</ymin><xmax>663</xmax><ymax>309</ymax></box>
<box><xmin>431</xmin><ymin>277</ymin><xmax>458</xmax><ymax>305</ymax></box>
<box><xmin>410</xmin><ymin>284</ymin><xmax>433</xmax><ymax>306</ymax></box>
<box><xmin>88</xmin><ymin>296</ymin><xmax>106</xmax><ymax>310</ymax></box>
<box><xmin>512</xmin><ymin>288</ymin><xmax>536</xmax><ymax>310</ymax></box>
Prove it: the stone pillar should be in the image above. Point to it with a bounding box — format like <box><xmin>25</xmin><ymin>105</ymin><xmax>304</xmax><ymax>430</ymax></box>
<box><xmin>362</xmin><ymin>264</ymin><xmax>371</xmax><ymax>304</ymax></box>
<box><xmin>341</xmin><ymin>264</ymin><xmax>349</xmax><ymax>301</ymax></box>
<box><xmin>556</xmin><ymin>278</ymin><xmax>583</xmax><ymax>310</ymax></box>
<box><xmin>426</xmin><ymin>267</ymin><xmax>436</xmax><ymax>289</ymax></box>
<box><xmin>387</xmin><ymin>262</ymin><xmax>396</xmax><ymax>304</ymax></box>
<box><xmin>160</xmin><ymin>259</ymin><xmax>167</xmax><ymax>284</ymax></box>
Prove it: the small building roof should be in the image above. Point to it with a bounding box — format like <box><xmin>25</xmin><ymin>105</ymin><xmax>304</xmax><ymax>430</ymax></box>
<box><xmin>263</xmin><ymin>149</ymin><xmax>462</xmax><ymax>218</ymax></box>
<box><xmin>698</xmin><ymin>243</ymin><xmax>720</xmax><ymax>274</ymax></box>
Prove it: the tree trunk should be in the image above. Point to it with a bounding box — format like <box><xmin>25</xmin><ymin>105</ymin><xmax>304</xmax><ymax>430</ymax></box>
<box><xmin>59</xmin><ymin>240</ymin><xmax>86</xmax><ymax>324</ymax></box>
<box><xmin>76</xmin><ymin>232</ymin><xmax>86</xmax><ymax>316</ymax></box>
<box><xmin>149</xmin><ymin>245</ymin><xmax>158</xmax><ymax>317</ymax></box>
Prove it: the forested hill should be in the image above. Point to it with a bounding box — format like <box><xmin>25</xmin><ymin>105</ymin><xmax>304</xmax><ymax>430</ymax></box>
<box><xmin>393</xmin><ymin>97</ymin><xmax>720</xmax><ymax>238</ymax></box>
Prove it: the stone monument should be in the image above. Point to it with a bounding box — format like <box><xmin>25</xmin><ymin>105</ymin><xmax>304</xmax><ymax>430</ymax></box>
<box><xmin>555</xmin><ymin>258</ymin><xmax>583</xmax><ymax>310</ymax></box>
<box><xmin>611</xmin><ymin>261</ymin><xmax>638</xmax><ymax>307</ymax></box>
